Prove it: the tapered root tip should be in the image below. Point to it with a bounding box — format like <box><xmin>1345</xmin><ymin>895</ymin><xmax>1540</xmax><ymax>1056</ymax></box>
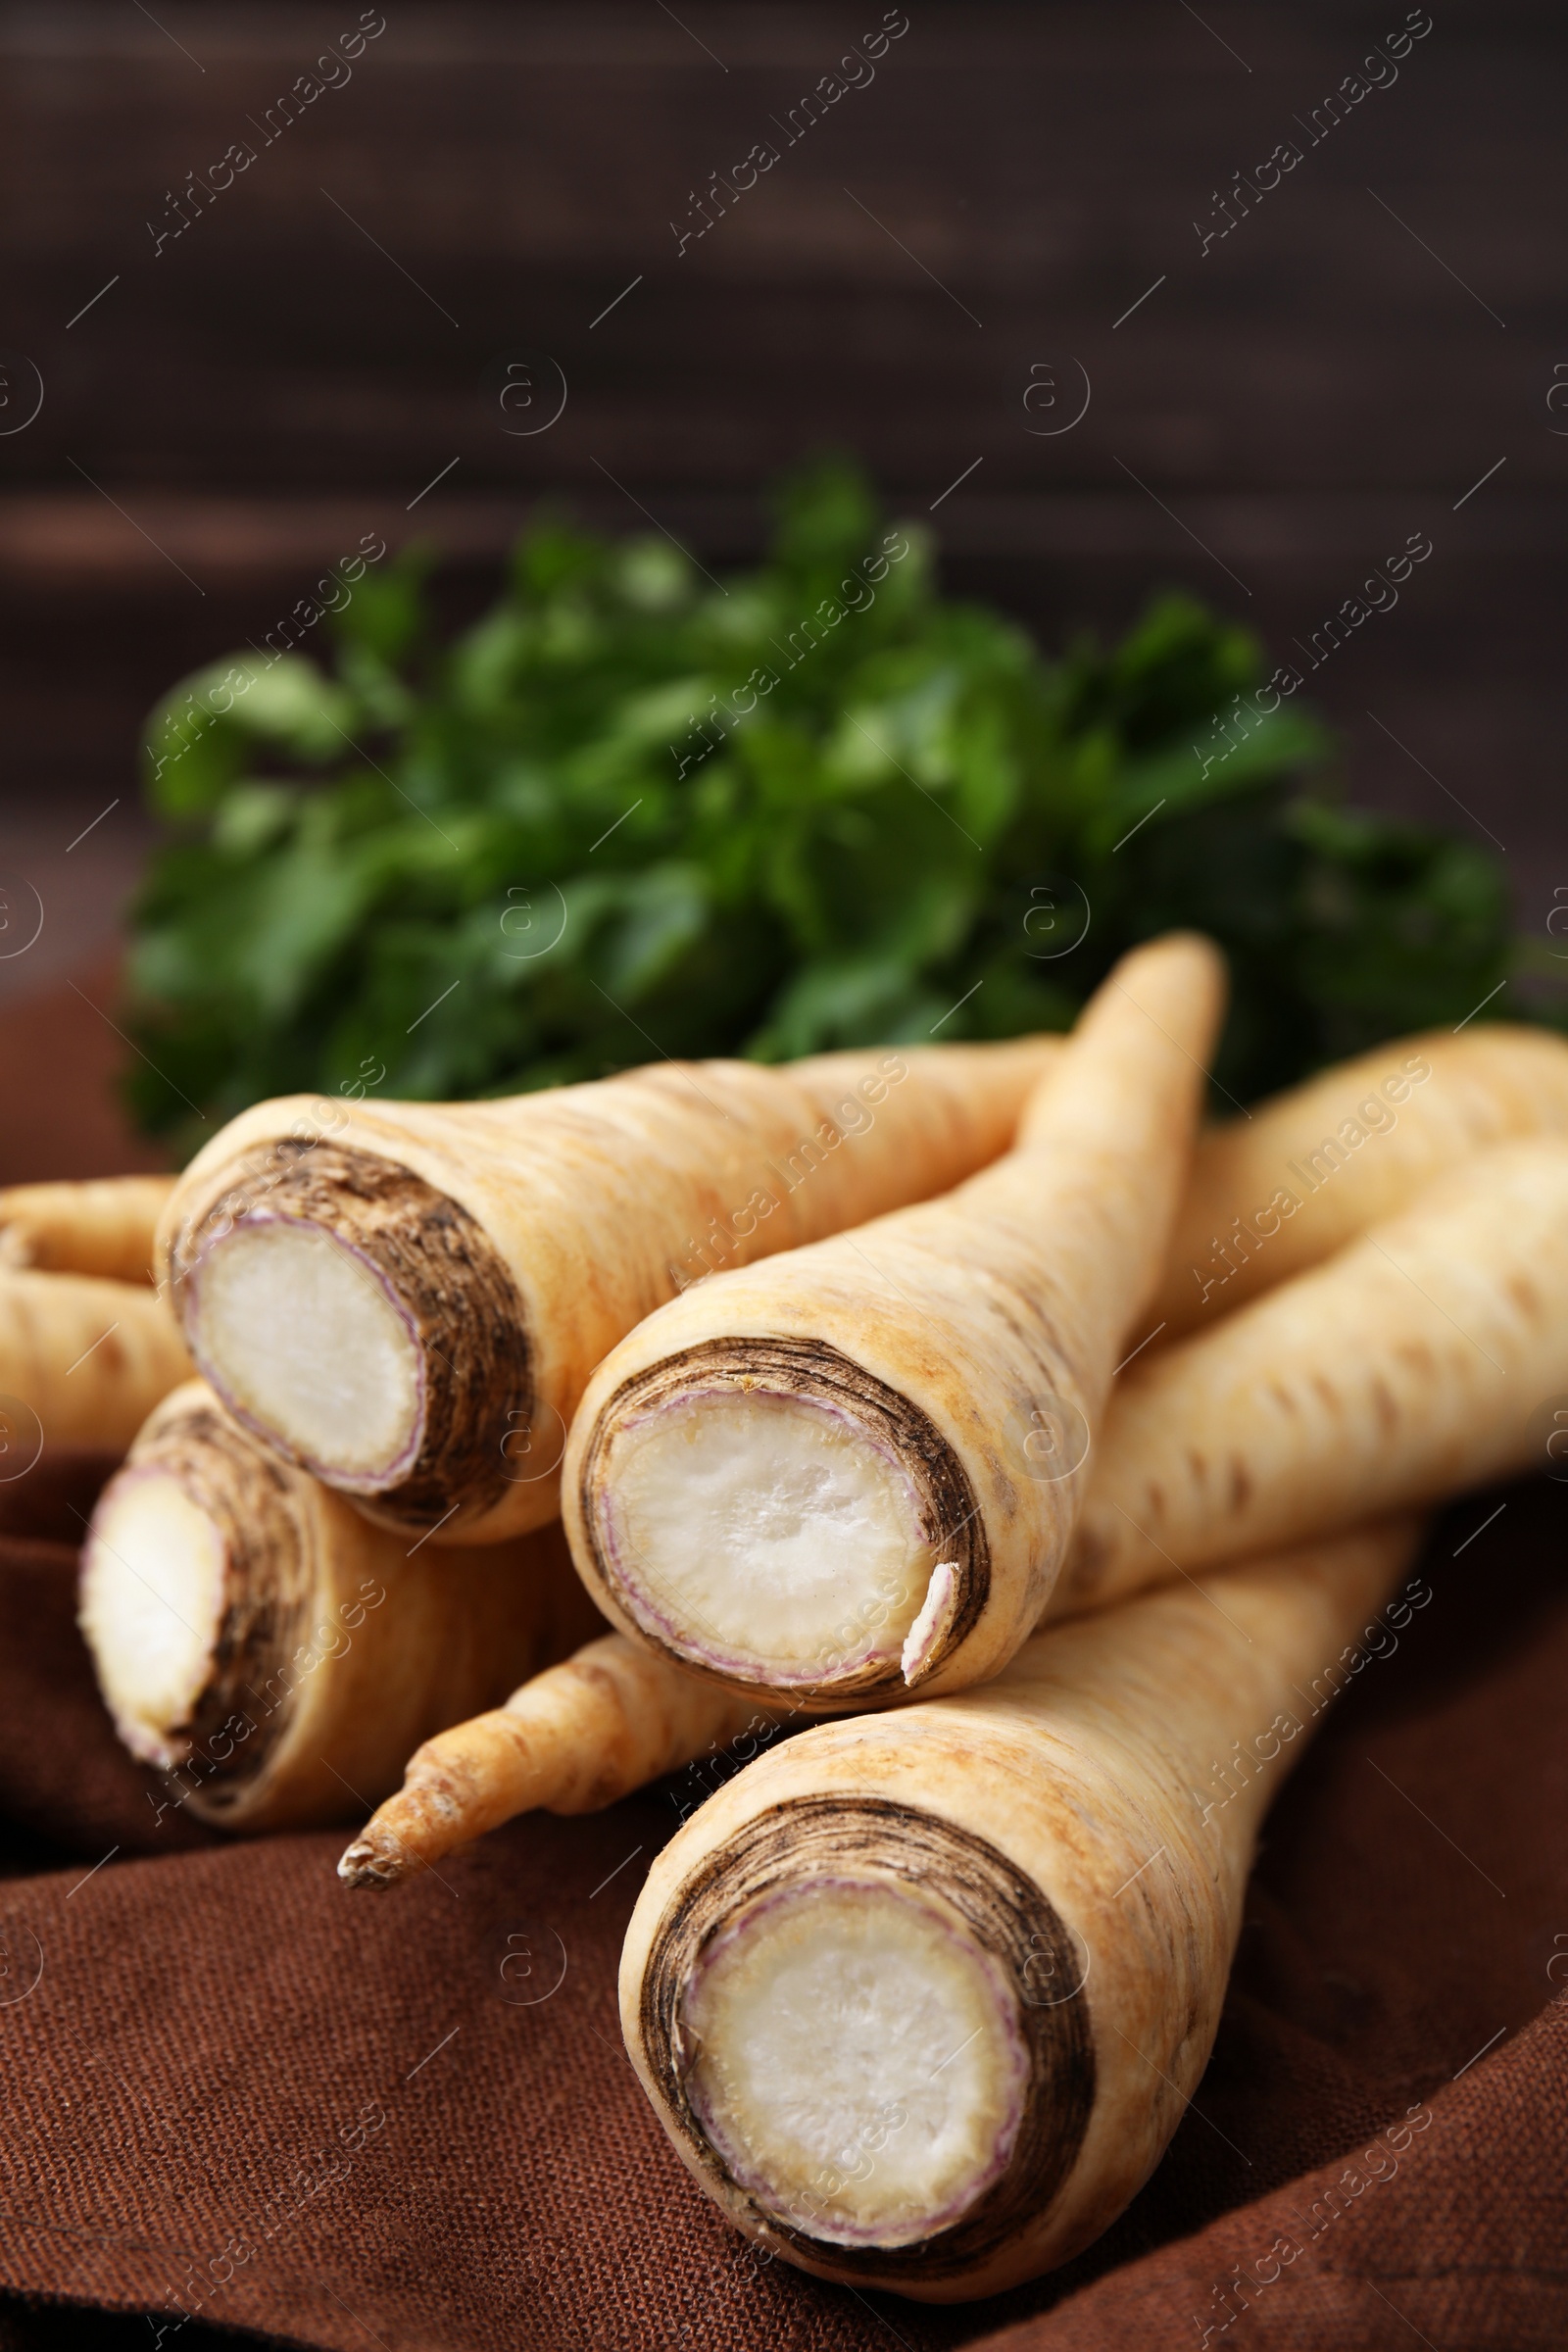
<box><xmin>336</xmin><ymin>1835</ymin><xmax>417</xmax><ymax>1889</ymax></box>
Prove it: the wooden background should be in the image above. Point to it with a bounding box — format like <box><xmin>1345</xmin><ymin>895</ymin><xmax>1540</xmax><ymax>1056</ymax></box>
<box><xmin>0</xmin><ymin>0</ymin><xmax>1560</xmax><ymax>1053</ymax></box>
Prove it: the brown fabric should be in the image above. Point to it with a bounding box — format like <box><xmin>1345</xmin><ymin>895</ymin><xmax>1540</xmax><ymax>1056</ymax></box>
<box><xmin>0</xmin><ymin>965</ymin><xmax>171</xmax><ymax>1188</ymax></box>
<box><xmin>1</xmin><ymin>981</ymin><xmax>1566</xmax><ymax>2349</ymax></box>
<box><xmin>1</xmin><ymin>1465</ymin><xmax>1565</xmax><ymax>2352</ymax></box>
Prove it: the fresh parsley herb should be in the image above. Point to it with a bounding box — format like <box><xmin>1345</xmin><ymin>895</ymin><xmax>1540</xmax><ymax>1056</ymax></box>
<box><xmin>127</xmin><ymin>459</ymin><xmax>1528</xmax><ymax>1152</ymax></box>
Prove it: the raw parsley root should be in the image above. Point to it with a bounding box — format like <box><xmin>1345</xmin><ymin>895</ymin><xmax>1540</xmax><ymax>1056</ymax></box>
<box><xmin>336</xmin><ymin>1013</ymin><xmax>1563</xmax><ymax>1881</ymax></box>
<box><xmin>338</xmin><ymin>1635</ymin><xmax>774</xmax><ymax>1889</ymax></box>
<box><xmin>80</xmin><ymin>1381</ymin><xmax>604</xmax><ymax>1830</ymax></box>
<box><xmin>0</xmin><ymin>1176</ymin><xmax>175</xmax><ymax>1284</ymax></box>
<box><xmin>0</xmin><ymin>1268</ymin><xmax>190</xmax><ymax>1453</ymax></box>
<box><xmin>157</xmin><ymin>1039</ymin><xmax>1057</xmax><ymax>1542</ymax></box>
<box><xmin>1154</xmin><ymin>1022</ymin><xmax>1568</xmax><ymax>1337</ymax></box>
<box><xmin>1062</xmin><ymin>1138</ymin><xmax>1568</xmax><ymax>1611</ymax></box>
<box><xmin>619</xmin><ymin>1520</ymin><xmax>1419</xmax><ymax>2298</ymax></box>
<box><xmin>564</xmin><ymin>938</ymin><xmax>1221</xmax><ymax>1706</ymax></box>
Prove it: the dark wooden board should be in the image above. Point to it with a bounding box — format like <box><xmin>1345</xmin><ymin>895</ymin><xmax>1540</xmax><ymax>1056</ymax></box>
<box><xmin>0</xmin><ymin>2</ymin><xmax>1560</xmax><ymax>946</ymax></box>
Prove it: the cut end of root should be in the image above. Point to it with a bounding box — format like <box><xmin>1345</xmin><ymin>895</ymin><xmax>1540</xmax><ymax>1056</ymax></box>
<box><xmin>679</xmin><ymin>1877</ymin><xmax>1029</xmax><ymax>2247</ymax></box>
<box><xmin>172</xmin><ymin>1143</ymin><xmax>533</xmax><ymax>1531</ymax></box>
<box><xmin>188</xmin><ymin>1217</ymin><xmax>424</xmax><ymax>1491</ymax></box>
<box><xmin>80</xmin><ymin>1469</ymin><xmax>227</xmax><ymax>1765</ymax></box>
<box><xmin>584</xmin><ymin>1369</ymin><xmax>970</xmax><ymax>1694</ymax></box>
<box><xmin>638</xmin><ymin>1795</ymin><xmax>1096</xmax><ymax>2284</ymax></box>
<box><xmin>79</xmin><ymin>1399</ymin><xmax>309</xmax><ymax>1803</ymax></box>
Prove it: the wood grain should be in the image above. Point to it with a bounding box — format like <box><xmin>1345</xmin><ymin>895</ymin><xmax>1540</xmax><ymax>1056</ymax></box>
<box><xmin>0</xmin><ymin>2</ymin><xmax>1556</xmax><ymax>921</ymax></box>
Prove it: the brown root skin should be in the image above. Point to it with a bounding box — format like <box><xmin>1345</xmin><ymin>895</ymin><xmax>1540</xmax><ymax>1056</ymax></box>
<box><xmin>619</xmin><ymin>1519</ymin><xmax>1420</xmax><ymax>2302</ymax></box>
<box><xmin>0</xmin><ymin>1266</ymin><xmax>191</xmax><ymax>1452</ymax></box>
<box><xmin>0</xmin><ymin>1175</ymin><xmax>176</xmax><ymax>1284</ymax></box>
<box><xmin>156</xmin><ymin>1039</ymin><xmax>1061</xmax><ymax>1544</ymax></box>
<box><xmin>80</xmin><ymin>1380</ymin><xmax>605</xmax><ymax>1833</ymax></box>
<box><xmin>338</xmin><ymin>1634</ymin><xmax>780</xmax><ymax>1888</ymax></box>
<box><xmin>565</xmin><ymin>936</ymin><xmax>1225</xmax><ymax>1709</ymax></box>
<box><xmin>1062</xmin><ymin>1136</ymin><xmax>1568</xmax><ymax>1615</ymax></box>
<box><xmin>1157</xmin><ymin>1022</ymin><xmax>1568</xmax><ymax>1340</ymax></box>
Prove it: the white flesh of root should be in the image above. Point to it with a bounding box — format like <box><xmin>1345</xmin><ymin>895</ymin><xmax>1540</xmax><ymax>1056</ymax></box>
<box><xmin>79</xmin><ymin>1470</ymin><xmax>226</xmax><ymax>1767</ymax></box>
<box><xmin>600</xmin><ymin>1391</ymin><xmax>938</xmax><ymax>1688</ymax></box>
<box><xmin>190</xmin><ymin>1219</ymin><xmax>422</xmax><ymax>1487</ymax></box>
<box><xmin>682</xmin><ymin>1878</ymin><xmax>1028</xmax><ymax>2247</ymax></box>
